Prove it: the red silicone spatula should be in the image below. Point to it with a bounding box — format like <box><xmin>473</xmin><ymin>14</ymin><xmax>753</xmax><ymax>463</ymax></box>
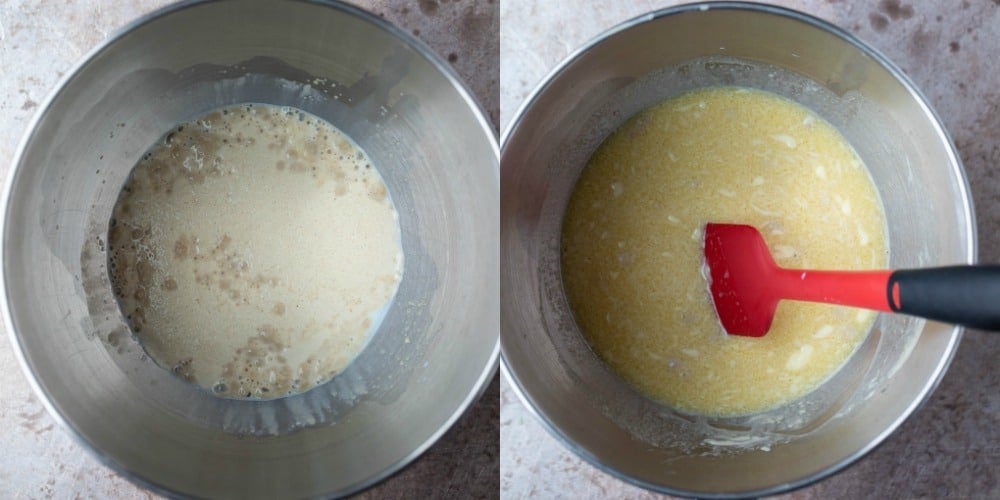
<box><xmin>703</xmin><ymin>223</ymin><xmax>1000</xmax><ymax>337</ymax></box>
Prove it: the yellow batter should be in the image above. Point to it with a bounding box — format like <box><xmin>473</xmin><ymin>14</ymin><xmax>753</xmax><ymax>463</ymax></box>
<box><xmin>109</xmin><ymin>104</ymin><xmax>403</xmax><ymax>400</ymax></box>
<box><xmin>562</xmin><ymin>87</ymin><xmax>887</xmax><ymax>416</ymax></box>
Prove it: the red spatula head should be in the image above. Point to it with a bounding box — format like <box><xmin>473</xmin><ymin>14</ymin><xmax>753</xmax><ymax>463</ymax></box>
<box><xmin>704</xmin><ymin>223</ymin><xmax>896</xmax><ymax>337</ymax></box>
<box><xmin>703</xmin><ymin>223</ymin><xmax>781</xmax><ymax>337</ymax></box>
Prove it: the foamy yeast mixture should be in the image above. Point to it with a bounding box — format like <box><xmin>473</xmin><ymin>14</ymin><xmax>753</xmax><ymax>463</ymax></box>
<box><xmin>109</xmin><ymin>104</ymin><xmax>402</xmax><ymax>399</ymax></box>
<box><xmin>562</xmin><ymin>87</ymin><xmax>888</xmax><ymax>416</ymax></box>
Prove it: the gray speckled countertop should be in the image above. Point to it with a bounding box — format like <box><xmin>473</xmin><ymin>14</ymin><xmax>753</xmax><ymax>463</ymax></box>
<box><xmin>500</xmin><ymin>0</ymin><xmax>998</xmax><ymax>498</ymax></box>
<box><xmin>0</xmin><ymin>1</ymin><xmax>498</xmax><ymax>498</ymax></box>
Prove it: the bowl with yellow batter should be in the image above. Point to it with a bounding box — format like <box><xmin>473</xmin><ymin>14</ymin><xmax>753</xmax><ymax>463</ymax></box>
<box><xmin>3</xmin><ymin>1</ymin><xmax>498</xmax><ymax>497</ymax></box>
<box><xmin>501</xmin><ymin>3</ymin><xmax>972</xmax><ymax>497</ymax></box>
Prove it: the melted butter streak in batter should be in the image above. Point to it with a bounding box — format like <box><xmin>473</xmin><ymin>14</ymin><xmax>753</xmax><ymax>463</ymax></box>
<box><xmin>109</xmin><ymin>104</ymin><xmax>403</xmax><ymax>400</ymax></box>
<box><xmin>562</xmin><ymin>87</ymin><xmax>887</xmax><ymax>417</ymax></box>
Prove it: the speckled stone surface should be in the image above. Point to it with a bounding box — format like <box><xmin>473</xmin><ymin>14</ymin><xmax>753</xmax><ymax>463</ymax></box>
<box><xmin>501</xmin><ymin>0</ymin><xmax>998</xmax><ymax>498</ymax></box>
<box><xmin>0</xmin><ymin>1</ymin><xmax>498</xmax><ymax>498</ymax></box>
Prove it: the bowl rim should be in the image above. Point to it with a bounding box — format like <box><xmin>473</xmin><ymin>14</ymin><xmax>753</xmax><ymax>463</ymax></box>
<box><xmin>1</xmin><ymin>0</ymin><xmax>500</xmax><ymax>497</ymax></box>
<box><xmin>499</xmin><ymin>1</ymin><xmax>974</xmax><ymax>497</ymax></box>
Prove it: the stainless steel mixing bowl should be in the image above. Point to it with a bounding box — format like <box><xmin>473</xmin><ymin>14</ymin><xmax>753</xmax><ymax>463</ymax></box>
<box><xmin>2</xmin><ymin>1</ymin><xmax>498</xmax><ymax>497</ymax></box>
<box><xmin>501</xmin><ymin>3</ymin><xmax>973</xmax><ymax>497</ymax></box>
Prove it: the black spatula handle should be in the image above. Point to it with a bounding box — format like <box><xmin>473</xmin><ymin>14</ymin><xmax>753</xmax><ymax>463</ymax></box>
<box><xmin>887</xmin><ymin>265</ymin><xmax>1000</xmax><ymax>331</ymax></box>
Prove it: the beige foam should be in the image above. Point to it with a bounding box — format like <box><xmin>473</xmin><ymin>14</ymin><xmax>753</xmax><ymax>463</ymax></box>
<box><xmin>109</xmin><ymin>104</ymin><xmax>403</xmax><ymax>399</ymax></box>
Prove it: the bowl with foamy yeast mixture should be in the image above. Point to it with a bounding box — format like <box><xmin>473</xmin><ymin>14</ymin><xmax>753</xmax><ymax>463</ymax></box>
<box><xmin>2</xmin><ymin>1</ymin><xmax>497</xmax><ymax>497</ymax></box>
<box><xmin>501</xmin><ymin>3</ymin><xmax>972</xmax><ymax>497</ymax></box>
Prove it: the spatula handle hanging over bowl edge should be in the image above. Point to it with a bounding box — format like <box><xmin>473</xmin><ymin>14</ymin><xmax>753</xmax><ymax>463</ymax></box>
<box><xmin>888</xmin><ymin>265</ymin><xmax>1000</xmax><ymax>331</ymax></box>
<box><xmin>703</xmin><ymin>223</ymin><xmax>1000</xmax><ymax>335</ymax></box>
